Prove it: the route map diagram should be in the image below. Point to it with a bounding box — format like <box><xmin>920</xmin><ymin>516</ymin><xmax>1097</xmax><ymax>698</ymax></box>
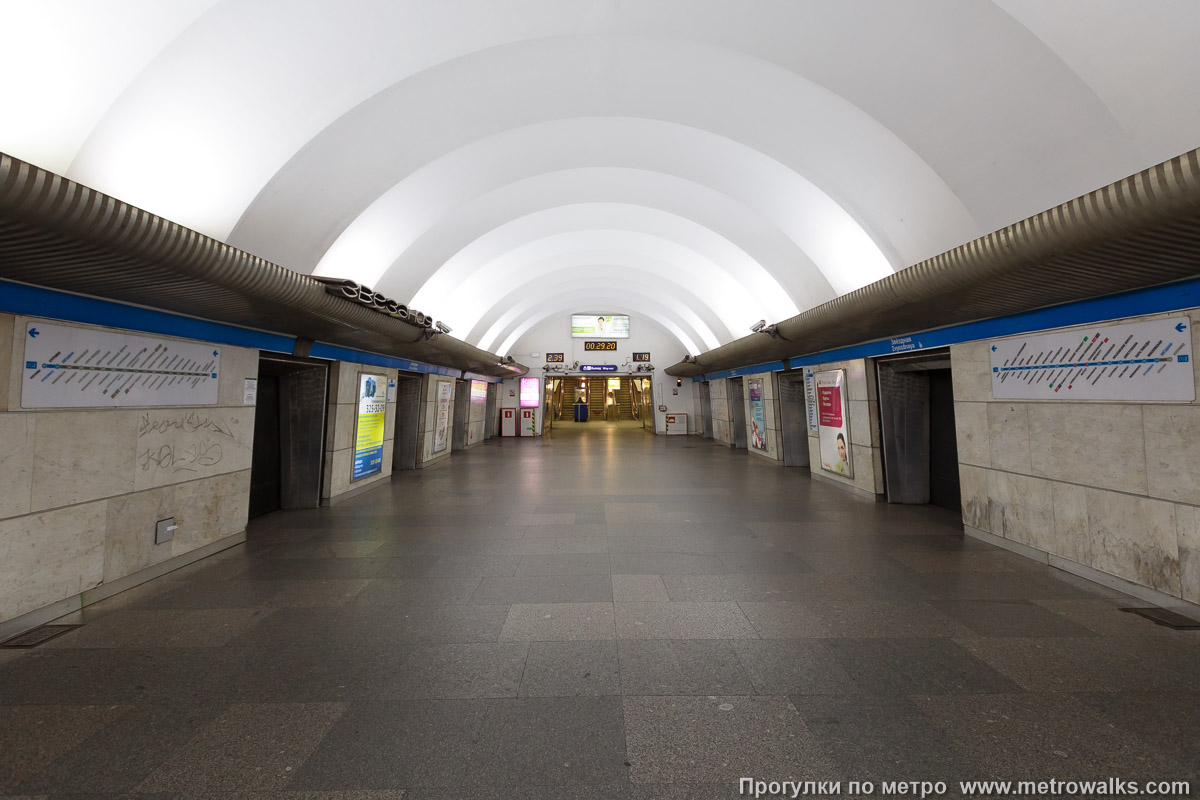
<box><xmin>990</xmin><ymin>316</ymin><xmax>1193</xmax><ymax>402</ymax></box>
<box><xmin>22</xmin><ymin>322</ymin><xmax>221</xmax><ymax>408</ymax></box>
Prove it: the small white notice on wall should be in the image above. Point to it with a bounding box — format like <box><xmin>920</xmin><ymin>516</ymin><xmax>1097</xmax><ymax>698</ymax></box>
<box><xmin>243</xmin><ymin>378</ymin><xmax>258</xmax><ymax>405</ymax></box>
<box><xmin>990</xmin><ymin>316</ymin><xmax>1194</xmax><ymax>401</ymax></box>
<box><xmin>387</xmin><ymin>378</ymin><xmax>396</xmax><ymax>402</ymax></box>
<box><xmin>22</xmin><ymin>322</ymin><xmax>221</xmax><ymax>408</ymax></box>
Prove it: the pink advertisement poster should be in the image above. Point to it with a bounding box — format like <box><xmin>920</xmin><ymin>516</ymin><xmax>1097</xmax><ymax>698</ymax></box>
<box><xmin>816</xmin><ymin>369</ymin><xmax>852</xmax><ymax>477</ymax></box>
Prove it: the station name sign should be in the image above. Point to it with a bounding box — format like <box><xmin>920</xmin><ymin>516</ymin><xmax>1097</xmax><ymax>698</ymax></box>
<box><xmin>584</xmin><ymin>341</ymin><xmax>617</xmax><ymax>351</ymax></box>
<box><xmin>580</xmin><ymin>364</ymin><xmax>618</xmax><ymax>372</ymax></box>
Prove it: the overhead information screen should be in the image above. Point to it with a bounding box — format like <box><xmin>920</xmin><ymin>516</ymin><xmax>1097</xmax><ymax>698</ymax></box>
<box><xmin>571</xmin><ymin>315</ymin><xmax>629</xmax><ymax>339</ymax></box>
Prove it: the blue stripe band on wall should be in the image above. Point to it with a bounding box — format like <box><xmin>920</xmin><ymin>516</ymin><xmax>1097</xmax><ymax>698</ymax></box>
<box><xmin>690</xmin><ymin>277</ymin><xmax>1200</xmax><ymax>380</ymax></box>
<box><xmin>0</xmin><ymin>280</ymin><xmax>296</xmax><ymax>352</ymax></box>
<box><xmin>308</xmin><ymin>342</ymin><xmax>462</xmax><ymax>378</ymax></box>
<box><xmin>0</xmin><ymin>280</ymin><xmax>486</xmax><ymax>379</ymax></box>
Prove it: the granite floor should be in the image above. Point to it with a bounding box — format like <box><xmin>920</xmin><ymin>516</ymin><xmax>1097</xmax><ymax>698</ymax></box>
<box><xmin>3</xmin><ymin>425</ymin><xmax>1199</xmax><ymax>799</ymax></box>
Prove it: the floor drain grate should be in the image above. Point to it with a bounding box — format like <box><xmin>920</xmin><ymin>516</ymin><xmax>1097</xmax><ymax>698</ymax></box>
<box><xmin>0</xmin><ymin>624</ymin><xmax>82</xmax><ymax>648</ymax></box>
<box><xmin>1120</xmin><ymin>607</ymin><xmax>1200</xmax><ymax>630</ymax></box>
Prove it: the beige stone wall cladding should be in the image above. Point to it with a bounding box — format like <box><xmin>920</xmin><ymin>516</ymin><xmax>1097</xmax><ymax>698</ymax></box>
<box><xmin>742</xmin><ymin>372</ymin><xmax>783</xmax><ymax>462</ymax></box>
<box><xmin>953</xmin><ymin>307</ymin><xmax>1200</xmax><ymax>605</ymax></box>
<box><xmin>0</xmin><ymin>313</ymin><xmax>258</xmax><ymax>623</ymax></box>
<box><xmin>323</xmin><ymin>362</ymin><xmax>399</xmax><ymax>500</ymax></box>
<box><xmin>806</xmin><ymin>359</ymin><xmax>885</xmax><ymax>496</ymax></box>
<box><xmin>418</xmin><ymin>374</ymin><xmax>455</xmax><ymax>467</ymax></box>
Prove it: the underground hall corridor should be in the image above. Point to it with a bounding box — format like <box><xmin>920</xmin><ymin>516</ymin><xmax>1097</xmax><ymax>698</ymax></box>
<box><xmin>2</xmin><ymin>428</ymin><xmax>1198</xmax><ymax>798</ymax></box>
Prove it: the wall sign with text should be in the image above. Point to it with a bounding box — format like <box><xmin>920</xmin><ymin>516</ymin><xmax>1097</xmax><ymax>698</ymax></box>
<box><xmin>352</xmin><ymin>373</ymin><xmax>387</xmax><ymax>480</ymax></box>
<box><xmin>584</xmin><ymin>341</ymin><xmax>617</xmax><ymax>351</ymax></box>
<box><xmin>816</xmin><ymin>369</ymin><xmax>852</xmax><ymax>478</ymax></box>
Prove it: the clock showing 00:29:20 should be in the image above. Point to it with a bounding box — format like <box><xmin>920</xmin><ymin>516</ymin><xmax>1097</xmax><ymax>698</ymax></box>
<box><xmin>584</xmin><ymin>341</ymin><xmax>617</xmax><ymax>351</ymax></box>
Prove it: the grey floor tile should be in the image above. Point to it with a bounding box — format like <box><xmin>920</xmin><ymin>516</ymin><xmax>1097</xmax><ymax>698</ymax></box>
<box><xmin>736</xmin><ymin>601</ymin><xmax>832</xmax><ymax>638</ymax></box>
<box><xmin>520</xmin><ymin>640</ymin><xmax>621</xmax><ymax>696</ymax></box>
<box><xmin>290</xmin><ymin>699</ymin><xmax>489</xmax><ymax>788</ymax></box>
<box><xmin>515</xmin><ymin>553</ymin><xmax>612</xmax><ymax>576</ymax></box>
<box><xmin>932</xmin><ymin>600</ymin><xmax>1099</xmax><ymax>637</ymax></box>
<box><xmin>910</xmin><ymin>693</ymin><xmax>1183</xmax><ymax>781</ymax></box>
<box><xmin>622</xmin><ymin>695</ymin><xmax>832</xmax><ymax>784</ymax></box>
<box><xmin>42</xmin><ymin>608</ymin><xmax>269</xmax><ymax>649</ymax></box>
<box><xmin>733</xmin><ymin>639</ymin><xmax>856</xmax><ymax>695</ymax></box>
<box><xmin>612</xmin><ymin>575</ymin><xmax>670</xmax><ymax>602</ymax></box>
<box><xmin>467</xmin><ymin>697</ymin><xmax>629</xmax><ymax>786</ymax></box>
<box><xmin>263</xmin><ymin>579</ymin><xmax>373</xmax><ymax>607</ymax></box>
<box><xmin>0</xmin><ymin>705</ymin><xmax>130</xmax><ymax>793</ymax></box>
<box><xmin>792</xmin><ymin>694</ymin><xmax>980</xmax><ymax>783</ymax></box>
<box><xmin>500</xmin><ymin>603</ymin><xmax>616</xmax><ymax>641</ymax></box>
<box><xmin>471</xmin><ymin>575</ymin><xmax>613</xmax><ymax>604</ymax></box>
<box><xmin>609</xmin><ymin>554</ymin><xmax>728</xmax><ymax>575</ymax></box>
<box><xmin>824</xmin><ymin>638</ymin><xmax>1021</xmax><ymax>695</ymax></box>
<box><xmin>352</xmin><ymin>576</ymin><xmax>483</xmax><ymax>607</ymax></box>
<box><xmin>953</xmin><ymin>636</ymin><xmax>1119</xmax><ymax>692</ymax></box>
<box><xmin>424</xmin><ymin>555</ymin><xmax>522</xmax><ymax>578</ymax></box>
<box><xmin>614</xmin><ymin>602</ymin><xmax>757</xmax><ymax>640</ymax></box>
<box><xmin>716</xmin><ymin>552</ymin><xmax>813</xmax><ymax>574</ymax></box>
<box><xmin>13</xmin><ymin>703</ymin><xmax>225</xmax><ymax>794</ymax></box>
<box><xmin>136</xmin><ymin>702</ymin><xmax>346</xmax><ymax>791</ymax></box>
<box><xmin>806</xmin><ymin>600</ymin><xmax>975</xmax><ymax>638</ymax></box>
<box><xmin>394</xmin><ymin>642</ymin><xmax>529</xmax><ymax>698</ymax></box>
<box><xmin>618</xmin><ymin>640</ymin><xmax>753</xmax><ymax>695</ymax></box>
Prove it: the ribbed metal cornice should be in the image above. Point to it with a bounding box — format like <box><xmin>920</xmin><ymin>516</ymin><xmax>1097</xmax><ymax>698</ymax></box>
<box><xmin>667</xmin><ymin>148</ymin><xmax>1200</xmax><ymax>377</ymax></box>
<box><xmin>0</xmin><ymin>153</ymin><xmax>527</xmax><ymax>378</ymax></box>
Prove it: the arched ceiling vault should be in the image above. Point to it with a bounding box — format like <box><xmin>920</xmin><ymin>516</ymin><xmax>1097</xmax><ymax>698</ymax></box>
<box><xmin>2</xmin><ymin>1</ymin><xmax>1198</xmax><ymax>355</ymax></box>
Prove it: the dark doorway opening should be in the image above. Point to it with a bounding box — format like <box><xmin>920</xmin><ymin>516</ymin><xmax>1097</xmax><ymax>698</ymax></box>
<box><xmin>928</xmin><ymin>369</ymin><xmax>961</xmax><ymax>512</ymax></box>
<box><xmin>391</xmin><ymin>374</ymin><xmax>422</xmax><ymax>470</ymax></box>
<box><xmin>248</xmin><ymin>355</ymin><xmax>328</xmax><ymax>520</ymax></box>
<box><xmin>728</xmin><ymin>377</ymin><xmax>747</xmax><ymax>449</ymax></box>
<box><xmin>778</xmin><ymin>373</ymin><xmax>811</xmax><ymax>468</ymax></box>
<box><xmin>699</xmin><ymin>381</ymin><xmax>713</xmax><ymax>438</ymax></box>
<box><xmin>876</xmin><ymin>352</ymin><xmax>961</xmax><ymax>511</ymax></box>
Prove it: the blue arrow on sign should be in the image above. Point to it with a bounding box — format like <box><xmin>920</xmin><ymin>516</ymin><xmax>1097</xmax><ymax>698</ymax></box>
<box><xmin>28</xmin><ymin>328</ymin><xmax>39</xmax><ymax>338</ymax></box>
<box><xmin>991</xmin><ymin>345</ymin><xmax>997</xmax><ymax>352</ymax></box>
<box><xmin>1176</xmin><ymin>322</ymin><xmax>1188</xmax><ymax>332</ymax></box>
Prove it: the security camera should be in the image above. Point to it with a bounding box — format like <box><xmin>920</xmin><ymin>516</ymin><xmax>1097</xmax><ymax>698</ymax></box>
<box><xmin>435</xmin><ymin>321</ymin><xmax>452</xmax><ymax>334</ymax></box>
<box><xmin>750</xmin><ymin>320</ymin><xmax>767</xmax><ymax>333</ymax></box>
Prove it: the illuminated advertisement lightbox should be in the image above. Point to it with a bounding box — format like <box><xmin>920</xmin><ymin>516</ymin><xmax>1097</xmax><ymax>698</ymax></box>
<box><xmin>520</xmin><ymin>377</ymin><xmax>540</xmax><ymax>407</ymax></box>
<box><xmin>571</xmin><ymin>314</ymin><xmax>630</xmax><ymax>339</ymax></box>
<box><xmin>471</xmin><ymin>380</ymin><xmax>487</xmax><ymax>402</ymax></box>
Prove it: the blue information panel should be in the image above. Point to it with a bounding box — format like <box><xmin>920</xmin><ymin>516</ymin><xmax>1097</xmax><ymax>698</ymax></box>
<box><xmin>580</xmin><ymin>364</ymin><xmax>617</xmax><ymax>372</ymax></box>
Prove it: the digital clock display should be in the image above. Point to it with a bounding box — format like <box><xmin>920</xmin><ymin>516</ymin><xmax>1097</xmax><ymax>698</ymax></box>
<box><xmin>546</xmin><ymin>353</ymin><xmax>564</xmax><ymax>362</ymax></box>
<box><xmin>584</xmin><ymin>341</ymin><xmax>617</xmax><ymax>351</ymax></box>
<box><xmin>633</xmin><ymin>352</ymin><xmax>650</xmax><ymax>362</ymax></box>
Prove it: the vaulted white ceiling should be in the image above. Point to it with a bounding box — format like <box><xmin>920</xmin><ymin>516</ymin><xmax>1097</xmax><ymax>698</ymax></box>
<box><xmin>3</xmin><ymin>0</ymin><xmax>1198</xmax><ymax>356</ymax></box>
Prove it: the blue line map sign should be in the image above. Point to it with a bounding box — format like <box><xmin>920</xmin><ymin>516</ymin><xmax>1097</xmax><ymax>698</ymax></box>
<box><xmin>22</xmin><ymin>321</ymin><xmax>220</xmax><ymax>408</ymax></box>
<box><xmin>990</xmin><ymin>316</ymin><xmax>1193</xmax><ymax>401</ymax></box>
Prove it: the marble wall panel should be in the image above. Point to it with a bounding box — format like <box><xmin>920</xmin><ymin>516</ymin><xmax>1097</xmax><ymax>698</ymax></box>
<box><xmin>132</xmin><ymin>406</ymin><xmax>255</xmax><ymax>492</ymax></box>
<box><xmin>103</xmin><ymin>485</ymin><xmax>177</xmax><ymax>581</ymax></box>
<box><xmin>173</xmin><ymin>470</ymin><xmax>251</xmax><ymax>553</ymax></box>
<box><xmin>1028</xmin><ymin>404</ymin><xmax>1147</xmax><ymax>496</ymax></box>
<box><xmin>32</xmin><ymin>410</ymin><xmax>137</xmax><ymax>510</ymax></box>
<box><xmin>1143</xmin><ymin>405</ymin><xmax>1200</xmax><ymax>505</ymax></box>
<box><xmin>959</xmin><ymin>464</ymin><xmax>989</xmax><ymax>531</ymax></box>
<box><xmin>0</xmin><ymin>414</ymin><xmax>35</xmax><ymax>519</ymax></box>
<box><xmin>987</xmin><ymin>470</ymin><xmax>1055</xmax><ymax>552</ymax></box>
<box><xmin>953</xmin><ymin>402</ymin><xmax>989</xmax><ymax>468</ymax></box>
<box><xmin>1178</xmin><ymin>504</ymin><xmax>1200</xmax><ymax>604</ymax></box>
<box><xmin>949</xmin><ymin>340</ymin><xmax>992</xmax><ymax>403</ymax></box>
<box><xmin>1083</xmin><ymin>489</ymin><xmax>1179</xmax><ymax>596</ymax></box>
<box><xmin>0</xmin><ymin>500</ymin><xmax>107</xmax><ymax>620</ymax></box>
<box><xmin>1049</xmin><ymin>481</ymin><xmax>1089</xmax><ymax>565</ymax></box>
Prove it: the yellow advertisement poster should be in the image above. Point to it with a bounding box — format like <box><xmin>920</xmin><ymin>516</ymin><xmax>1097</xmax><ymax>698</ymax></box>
<box><xmin>353</xmin><ymin>373</ymin><xmax>387</xmax><ymax>480</ymax></box>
